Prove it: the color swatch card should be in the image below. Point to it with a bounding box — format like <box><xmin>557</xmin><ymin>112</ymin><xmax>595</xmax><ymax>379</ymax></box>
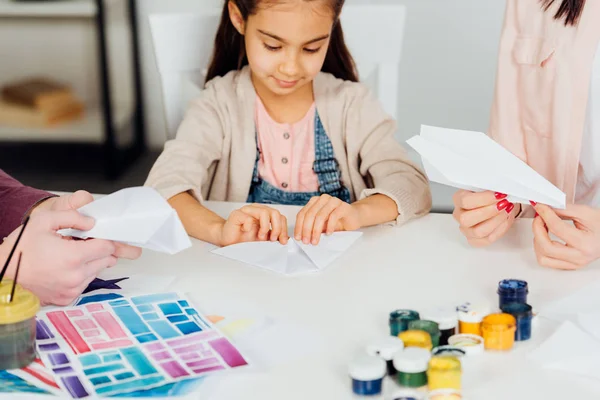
<box><xmin>35</xmin><ymin>292</ymin><xmax>250</xmax><ymax>398</ymax></box>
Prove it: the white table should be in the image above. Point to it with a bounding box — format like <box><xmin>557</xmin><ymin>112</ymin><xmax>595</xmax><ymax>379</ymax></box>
<box><xmin>10</xmin><ymin>202</ymin><xmax>600</xmax><ymax>399</ymax></box>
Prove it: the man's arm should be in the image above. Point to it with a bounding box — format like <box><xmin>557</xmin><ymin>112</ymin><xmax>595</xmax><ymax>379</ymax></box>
<box><xmin>0</xmin><ymin>170</ymin><xmax>56</xmax><ymax>239</ymax></box>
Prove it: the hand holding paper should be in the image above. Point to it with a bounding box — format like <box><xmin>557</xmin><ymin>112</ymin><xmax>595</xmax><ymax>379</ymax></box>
<box><xmin>212</xmin><ymin>231</ymin><xmax>362</xmax><ymax>275</ymax></box>
<box><xmin>59</xmin><ymin>187</ymin><xmax>191</xmax><ymax>254</ymax></box>
<box><xmin>407</xmin><ymin>125</ymin><xmax>566</xmax><ymax>208</ymax></box>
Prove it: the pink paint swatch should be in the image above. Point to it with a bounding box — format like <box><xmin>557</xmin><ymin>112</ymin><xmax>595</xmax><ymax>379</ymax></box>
<box><xmin>151</xmin><ymin>351</ymin><xmax>172</xmax><ymax>361</ymax></box>
<box><xmin>201</xmin><ymin>351</ymin><xmax>213</xmax><ymax>357</ymax></box>
<box><xmin>83</xmin><ymin>330</ymin><xmax>101</xmax><ymax>338</ymax></box>
<box><xmin>192</xmin><ymin>365</ymin><xmax>225</xmax><ymax>374</ymax></box>
<box><xmin>75</xmin><ymin>319</ymin><xmax>97</xmax><ymax>330</ymax></box>
<box><xmin>47</xmin><ymin>312</ymin><xmax>90</xmax><ymax>354</ymax></box>
<box><xmin>145</xmin><ymin>342</ymin><xmax>165</xmax><ymax>352</ymax></box>
<box><xmin>209</xmin><ymin>338</ymin><xmax>247</xmax><ymax>367</ymax></box>
<box><xmin>186</xmin><ymin>358</ymin><xmax>219</xmax><ymax>368</ymax></box>
<box><xmin>86</xmin><ymin>304</ymin><xmax>104</xmax><ymax>312</ymax></box>
<box><xmin>173</xmin><ymin>343</ymin><xmax>205</xmax><ymax>355</ymax></box>
<box><xmin>91</xmin><ymin>339</ymin><xmax>133</xmax><ymax>350</ymax></box>
<box><xmin>180</xmin><ymin>353</ymin><xmax>199</xmax><ymax>361</ymax></box>
<box><xmin>92</xmin><ymin>312</ymin><xmax>127</xmax><ymax>339</ymax></box>
<box><xmin>67</xmin><ymin>310</ymin><xmax>84</xmax><ymax>317</ymax></box>
<box><xmin>160</xmin><ymin>361</ymin><xmax>189</xmax><ymax>378</ymax></box>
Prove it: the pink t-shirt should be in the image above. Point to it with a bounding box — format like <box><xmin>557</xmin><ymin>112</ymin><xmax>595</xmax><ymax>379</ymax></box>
<box><xmin>255</xmin><ymin>96</ymin><xmax>319</xmax><ymax>192</ymax></box>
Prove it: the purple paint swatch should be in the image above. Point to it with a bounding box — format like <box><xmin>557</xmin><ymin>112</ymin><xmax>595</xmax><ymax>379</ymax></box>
<box><xmin>209</xmin><ymin>338</ymin><xmax>247</xmax><ymax>367</ymax></box>
<box><xmin>53</xmin><ymin>366</ymin><xmax>75</xmax><ymax>375</ymax></box>
<box><xmin>48</xmin><ymin>353</ymin><xmax>69</xmax><ymax>366</ymax></box>
<box><xmin>39</xmin><ymin>343</ymin><xmax>60</xmax><ymax>351</ymax></box>
<box><xmin>186</xmin><ymin>358</ymin><xmax>219</xmax><ymax>368</ymax></box>
<box><xmin>61</xmin><ymin>376</ymin><xmax>89</xmax><ymax>399</ymax></box>
<box><xmin>36</xmin><ymin>320</ymin><xmax>54</xmax><ymax>340</ymax></box>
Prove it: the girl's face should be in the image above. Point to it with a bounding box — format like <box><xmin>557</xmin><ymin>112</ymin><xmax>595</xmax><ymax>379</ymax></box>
<box><xmin>229</xmin><ymin>0</ymin><xmax>334</xmax><ymax>97</ymax></box>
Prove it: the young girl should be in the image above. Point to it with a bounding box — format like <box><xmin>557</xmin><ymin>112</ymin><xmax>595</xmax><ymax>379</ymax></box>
<box><xmin>146</xmin><ymin>0</ymin><xmax>431</xmax><ymax>247</ymax></box>
<box><xmin>453</xmin><ymin>0</ymin><xmax>600</xmax><ymax>269</ymax></box>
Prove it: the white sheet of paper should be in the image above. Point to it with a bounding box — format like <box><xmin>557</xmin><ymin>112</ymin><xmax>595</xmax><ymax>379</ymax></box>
<box><xmin>539</xmin><ymin>280</ymin><xmax>600</xmax><ymax>322</ymax></box>
<box><xmin>406</xmin><ymin>125</ymin><xmax>566</xmax><ymax>208</ymax></box>
<box><xmin>59</xmin><ymin>187</ymin><xmax>191</xmax><ymax>254</ymax></box>
<box><xmin>528</xmin><ymin>321</ymin><xmax>600</xmax><ymax>381</ymax></box>
<box><xmin>211</xmin><ymin>231</ymin><xmax>363</xmax><ymax>275</ymax></box>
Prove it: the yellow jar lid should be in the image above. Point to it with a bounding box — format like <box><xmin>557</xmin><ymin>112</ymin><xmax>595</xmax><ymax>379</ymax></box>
<box><xmin>428</xmin><ymin>356</ymin><xmax>461</xmax><ymax>372</ymax></box>
<box><xmin>482</xmin><ymin>313</ymin><xmax>516</xmax><ymax>331</ymax></box>
<box><xmin>398</xmin><ymin>329</ymin><xmax>433</xmax><ymax>350</ymax></box>
<box><xmin>0</xmin><ymin>282</ymin><xmax>40</xmax><ymax>324</ymax></box>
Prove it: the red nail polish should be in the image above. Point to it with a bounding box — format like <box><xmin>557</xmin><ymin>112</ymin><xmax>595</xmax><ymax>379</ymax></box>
<box><xmin>497</xmin><ymin>199</ymin><xmax>509</xmax><ymax>211</ymax></box>
<box><xmin>495</xmin><ymin>192</ymin><xmax>507</xmax><ymax>199</ymax></box>
<box><xmin>535</xmin><ymin>212</ymin><xmax>539</xmax><ymax>218</ymax></box>
<box><xmin>506</xmin><ymin>203</ymin><xmax>515</xmax><ymax>214</ymax></box>
<box><xmin>530</xmin><ymin>201</ymin><xmax>537</xmax><ymax>206</ymax></box>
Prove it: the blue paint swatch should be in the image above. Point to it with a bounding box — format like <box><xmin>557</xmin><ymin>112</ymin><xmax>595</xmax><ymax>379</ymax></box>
<box><xmin>95</xmin><ymin>376</ymin><xmax>165</xmax><ymax>395</ymax></box>
<box><xmin>136</xmin><ymin>305</ymin><xmax>153</xmax><ymax>313</ymax></box>
<box><xmin>158</xmin><ymin>302</ymin><xmax>182</xmax><ymax>316</ymax></box>
<box><xmin>142</xmin><ymin>313</ymin><xmax>160</xmax><ymax>321</ymax></box>
<box><xmin>166</xmin><ymin>315</ymin><xmax>188</xmax><ymax>323</ymax></box>
<box><xmin>109</xmin><ymin>300</ymin><xmax>129</xmax><ymax>307</ymax></box>
<box><xmin>0</xmin><ymin>371</ymin><xmax>49</xmax><ymax>394</ymax></box>
<box><xmin>84</xmin><ymin>364</ymin><xmax>125</xmax><ymax>376</ymax></box>
<box><xmin>80</xmin><ymin>354</ymin><xmax>102</xmax><ymax>367</ymax></box>
<box><xmin>177</xmin><ymin>300</ymin><xmax>189</xmax><ymax>307</ymax></box>
<box><xmin>120</xmin><ymin>347</ymin><xmax>157</xmax><ymax>376</ymax></box>
<box><xmin>76</xmin><ymin>293</ymin><xmax>123</xmax><ymax>306</ymax></box>
<box><xmin>114</xmin><ymin>372</ymin><xmax>135</xmax><ymax>381</ymax></box>
<box><xmin>148</xmin><ymin>321</ymin><xmax>180</xmax><ymax>339</ymax></box>
<box><xmin>175</xmin><ymin>321</ymin><xmax>202</xmax><ymax>335</ymax></box>
<box><xmin>90</xmin><ymin>376</ymin><xmax>111</xmax><ymax>386</ymax></box>
<box><xmin>113</xmin><ymin>305</ymin><xmax>152</xmax><ymax>335</ymax></box>
<box><xmin>132</xmin><ymin>293</ymin><xmax>178</xmax><ymax>306</ymax></box>
<box><xmin>135</xmin><ymin>333</ymin><xmax>158</xmax><ymax>344</ymax></box>
<box><xmin>102</xmin><ymin>353</ymin><xmax>122</xmax><ymax>363</ymax></box>
<box><xmin>184</xmin><ymin>308</ymin><xmax>197</xmax><ymax>316</ymax></box>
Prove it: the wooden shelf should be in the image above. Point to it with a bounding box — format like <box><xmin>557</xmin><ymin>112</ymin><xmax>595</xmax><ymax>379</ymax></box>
<box><xmin>0</xmin><ymin>104</ymin><xmax>131</xmax><ymax>144</ymax></box>
<box><xmin>0</xmin><ymin>0</ymin><xmax>118</xmax><ymax>18</ymax></box>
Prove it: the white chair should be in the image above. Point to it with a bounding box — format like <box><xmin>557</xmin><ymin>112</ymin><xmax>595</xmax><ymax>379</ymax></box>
<box><xmin>150</xmin><ymin>5</ymin><xmax>407</xmax><ymax>139</ymax></box>
<box><xmin>340</xmin><ymin>4</ymin><xmax>406</xmax><ymax>121</ymax></box>
<box><xmin>149</xmin><ymin>12</ymin><xmax>220</xmax><ymax>139</ymax></box>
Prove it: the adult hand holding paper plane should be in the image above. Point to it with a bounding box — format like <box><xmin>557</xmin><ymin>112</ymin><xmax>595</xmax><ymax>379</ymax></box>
<box><xmin>59</xmin><ymin>187</ymin><xmax>192</xmax><ymax>254</ymax></box>
<box><xmin>406</xmin><ymin>125</ymin><xmax>566</xmax><ymax>209</ymax></box>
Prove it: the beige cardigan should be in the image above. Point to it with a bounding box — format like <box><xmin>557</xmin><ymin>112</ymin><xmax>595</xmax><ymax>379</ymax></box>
<box><xmin>145</xmin><ymin>67</ymin><xmax>431</xmax><ymax>224</ymax></box>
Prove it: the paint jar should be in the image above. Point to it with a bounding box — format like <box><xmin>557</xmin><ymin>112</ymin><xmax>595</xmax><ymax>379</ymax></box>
<box><xmin>393</xmin><ymin>347</ymin><xmax>431</xmax><ymax>389</ymax></box>
<box><xmin>447</xmin><ymin>334</ymin><xmax>484</xmax><ymax>355</ymax></box>
<box><xmin>366</xmin><ymin>336</ymin><xmax>405</xmax><ymax>376</ymax></box>
<box><xmin>388</xmin><ymin>389</ymin><xmax>424</xmax><ymax>400</ymax></box>
<box><xmin>398</xmin><ymin>330</ymin><xmax>432</xmax><ymax>351</ymax></box>
<box><xmin>497</xmin><ymin>279</ymin><xmax>528</xmax><ymax>308</ymax></box>
<box><xmin>481</xmin><ymin>313</ymin><xmax>516</xmax><ymax>351</ymax></box>
<box><xmin>408</xmin><ymin>320</ymin><xmax>441</xmax><ymax>348</ymax></box>
<box><xmin>0</xmin><ymin>282</ymin><xmax>40</xmax><ymax>370</ymax></box>
<box><xmin>500</xmin><ymin>302</ymin><xmax>533</xmax><ymax>341</ymax></box>
<box><xmin>349</xmin><ymin>353</ymin><xmax>387</xmax><ymax>396</ymax></box>
<box><xmin>421</xmin><ymin>307</ymin><xmax>458</xmax><ymax>346</ymax></box>
<box><xmin>390</xmin><ymin>310</ymin><xmax>420</xmax><ymax>336</ymax></box>
<box><xmin>428</xmin><ymin>389</ymin><xmax>463</xmax><ymax>399</ymax></box>
<box><xmin>456</xmin><ymin>302</ymin><xmax>490</xmax><ymax>337</ymax></box>
<box><xmin>431</xmin><ymin>346</ymin><xmax>466</xmax><ymax>359</ymax></box>
<box><xmin>427</xmin><ymin>356</ymin><xmax>461</xmax><ymax>391</ymax></box>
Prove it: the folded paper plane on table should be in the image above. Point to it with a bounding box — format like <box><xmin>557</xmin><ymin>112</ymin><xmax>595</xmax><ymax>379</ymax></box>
<box><xmin>211</xmin><ymin>231</ymin><xmax>363</xmax><ymax>275</ymax></box>
<box><xmin>59</xmin><ymin>187</ymin><xmax>191</xmax><ymax>254</ymax></box>
<box><xmin>406</xmin><ymin>125</ymin><xmax>566</xmax><ymax>209</ymax></box>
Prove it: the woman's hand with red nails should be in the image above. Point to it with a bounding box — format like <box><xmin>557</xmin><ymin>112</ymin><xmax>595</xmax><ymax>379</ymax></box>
<box><xmin>452</xmin><ymin>190</ymin><xmax>520</xmax><ymax>247</ymax></box>
<box><xmin>531</xmin><ymin>203</ymin><xmax>600</xmax><ymax>270</ymax></box>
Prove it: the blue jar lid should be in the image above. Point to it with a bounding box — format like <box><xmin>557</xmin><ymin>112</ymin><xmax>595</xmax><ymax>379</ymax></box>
<box><xmin>497</xmin><ymin>279</ymin><xmax>528</xmax><ymax>294</ymax></box>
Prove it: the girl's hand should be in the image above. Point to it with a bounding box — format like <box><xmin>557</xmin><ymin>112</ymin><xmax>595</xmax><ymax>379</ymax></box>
<box><xmin>219</xmin><ymin>204</ymin><xmax>289</xmax><ymax>247</ymax></box>
<box><xmin>532</xmin><ymin>203</ymin><xmax>600</xmax><ymax>270</ymax></box>
<box><xmin>453</xmin><ymin>190</ymin><xmax>520</xmax><ymax>247</ymax></box>
<box><xmin>294</xmin><ymin>194</ymin><xmax>361</xmax><ymax>245</ymax></box>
